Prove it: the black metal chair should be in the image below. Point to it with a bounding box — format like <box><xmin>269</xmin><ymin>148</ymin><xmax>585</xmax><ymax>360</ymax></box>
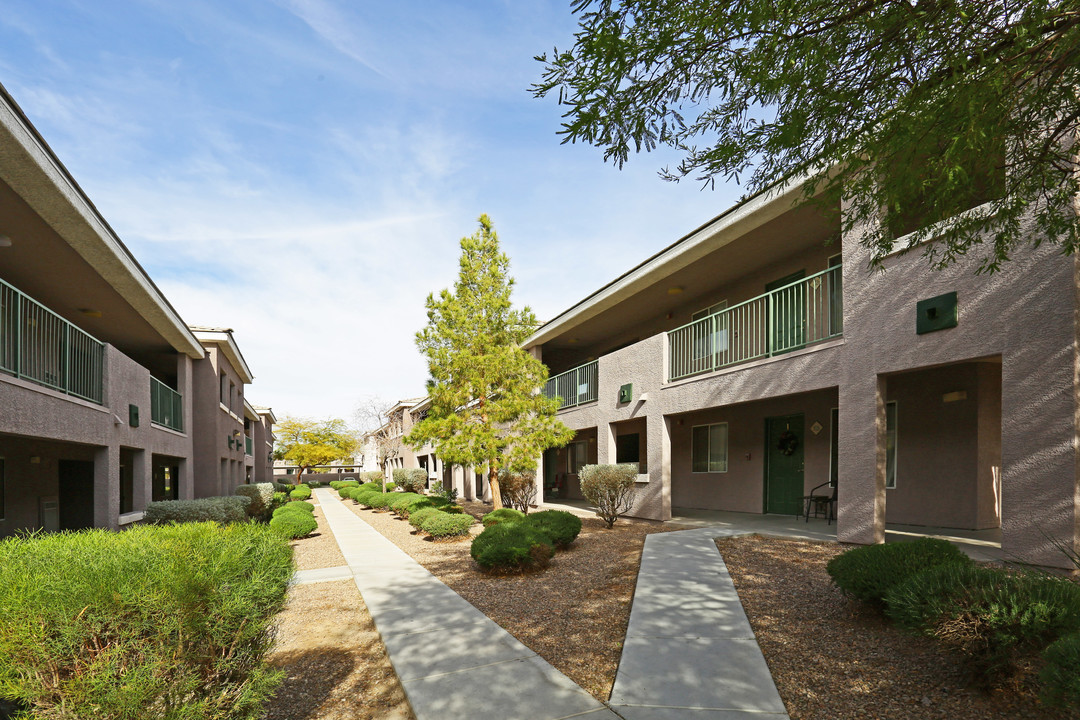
<box><xmin>802</xmin><ymin>482</ymin><xmax>837</xmax><ymax>524</ymax></box>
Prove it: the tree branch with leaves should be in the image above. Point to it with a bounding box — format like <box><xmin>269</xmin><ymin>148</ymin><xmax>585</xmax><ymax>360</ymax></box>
<box><xmin>534</xmin><ymin>0</ymin><xmax>1080</xmax><ymax>273</ymax></box>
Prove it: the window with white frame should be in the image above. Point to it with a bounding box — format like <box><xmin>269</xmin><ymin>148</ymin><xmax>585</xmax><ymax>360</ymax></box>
<box><xmin>567</xmin><ymin>441</ymin><xmax>588</xmax><ymax>474</ymax></box>
<box><xmin>885</xmin><ymin>401</ymin><xmax>898</xmax><ymax>489</ymax></box>
<box><xmin>691</xmin><ymin>423</ymin><xmax>728</xmax><ymax>473</ymax></box>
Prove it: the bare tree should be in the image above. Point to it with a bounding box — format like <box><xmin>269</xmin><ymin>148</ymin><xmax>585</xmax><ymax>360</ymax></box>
<box><xmin>353</xmin><ymin>397</ymin><xmax>405</xmax><ymax>492</ymax></box>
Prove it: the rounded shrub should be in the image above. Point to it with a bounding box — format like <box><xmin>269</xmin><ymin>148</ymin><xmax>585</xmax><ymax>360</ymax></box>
<box><xmin>365</xmin><ymin>492</ymin><xmax>392</xmax><ymax>510</ymax></box>
<box><xmin>409</xmin><ymin>506</ymin><xmax>442</xmax><ymax>530</ymax></box>
<box><xmin>363</xmin><ymin>471</ymin><xmax>385</xmax><ymax>485</ymax></box>
<box><xmin>422</xmin><ymin>512</ymin><xmax>475</xmax><ymax>539</ymax></box>
<box><xmin>271</xmin><ymin>491</ymin><xmax>287</xmax><ymax>508</ymax></box>
<box><xmin>886</xmin><ymin>564</ymin><xmax>1080</xmax><ymax>683</ymax></box>
<box><xmin>481</xmin><ymin>507</ymin><xmax>525</xmax><ymax>527</ymax></box>
<box><xmin>289</xmin><ymin>486</ymin><xmax>312</xmax><ymax>501</ymax></box>
<box><xmin>1041</xmin><ymin>631</ymin><xmax>1080</xmax><ymax>708</ymax></box>
<box><xmin>400</xmin><ymin>496</ymin><xmax>436</xmax><ymax>519</ymax></box>
<box><xmin>826</xmin><ymin>537</ymin><xmax>972</xmax><ymax>606</ymax></box>
<box><xmin>234</xmin><ymin>483</ymin><xmax>275</xmax><ymax>518</ymax></box>
<box><xmin>337</xmin><ymin>486</ymin><xmax>356</xmax><ymax>500</ymax></box>
<box><xmin>471</xmin><ymin>522</ymin><xmax>555</xmax><ymax>570</ymax></box>
<box><xmin>360</xmin><ymin>481</ymin><xmax>382</xmax><ymax>493</ymax></box>
<box><xmin>387</xmin><ymin>492</ymin><xmax>422</xmax><ymax>515</ymax></box>
<box><xmin>270</xmin><ymin>511</ymin><xmax>318</xmax><ymax>539</ymax></box>
<box><xmin>393</xmin><ymin>468</ymin><xmax>428</xmax><ymax>494</ymax></box>
<box><xmin>353</xmin><ymin>489</ymin><xmax>379</xmax><ymax>506</ymax></box>
<box><xmin>525</xmin><ymin>510</ymin><xmax>582</xmax><ymax>548</ymax></box>
<box><xmin>280</xmin><ymin>501</ymin><xmax>314</xmax><ymax>515</ymax></box>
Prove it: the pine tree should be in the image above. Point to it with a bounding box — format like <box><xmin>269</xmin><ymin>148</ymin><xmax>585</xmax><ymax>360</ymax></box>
<box><xmin>406</xmin><ymin>215</ymin><xmax>574</xmax><ymax>509</ymax></box>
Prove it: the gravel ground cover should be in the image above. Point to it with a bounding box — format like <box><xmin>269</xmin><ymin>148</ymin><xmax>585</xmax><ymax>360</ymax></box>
<box><xmin>342</xmin><ymin>498</ymin><xmax>678</xmax><ymax>700</ymax></box>
<box><xmin>266</xmin><ymin>496</ymin><xmax>414</xmax><ymax>720</ymax></box>
<box><xmin>716</xmin><ymin>534</ymin><xmax>1078</xmax><ymax>720</ymax></box>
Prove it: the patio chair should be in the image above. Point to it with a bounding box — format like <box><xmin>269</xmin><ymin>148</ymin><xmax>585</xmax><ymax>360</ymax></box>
<box><xmin>802</xmin><ymin>481</ymin><xmax>837</xmax><ymax>524</ymax></box>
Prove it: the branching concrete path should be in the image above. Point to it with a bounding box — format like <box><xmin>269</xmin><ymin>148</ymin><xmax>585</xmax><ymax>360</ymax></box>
<box><xmin>309</xmin><ymin>489</ymin><xmax>621</xmax><ymax>720</ymax></box>
<box><xmin>609</xmin><ymin>528</ymin><xmax>793</xmax><ymax>719</ymax></box>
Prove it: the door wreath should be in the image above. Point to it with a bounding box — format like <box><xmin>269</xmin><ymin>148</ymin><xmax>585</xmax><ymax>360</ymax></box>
<box><xmin>777</xmin><ymin>430</ymin><xmax>799</xmax><ymax>456</ymax></box>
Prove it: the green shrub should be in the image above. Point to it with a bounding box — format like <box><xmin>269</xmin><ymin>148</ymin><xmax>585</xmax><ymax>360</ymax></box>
<box><xmin>235</xmin><ymin>483</ymin><xmax>276</xmax><ymax>519</ymax></box>
<box><xmin>482</xmin><ymin>507</ymin><xmax>526</xmax><ymax>527</ymax></box>
<box><xmin>272</xmin><ymin>482</ymin><xmax>292</xmax><ymax>493</ymax></box>
<box><xmin>579</xmin><ymin>463</ymin><xmax>638</xmax><ymax>528</ymax></box>
<box><xmin>387</xmin><ymin>492</ymin><xmax>422</xmax><ymax>515</ymax></box>
<box><xmin>430</xmin><ymin>481</ymin><xmax>459</xmax><ymax>504</ymax></box>
<box><xmin>0</xmin><ymin>523</ymin><xmax>291</xmax><ymax>719</ymax></box>
<box><xmin>269</xmin><ymin>511</ymin><xmax>318</xmax><ymax>539</ymax></box>
<box><xmin>393</xmin><ymin>468</ymin><xmax>428</xmax><ymax>494</ymax></box>
<box><xmin>337</xmin><ymin>486</ymin><xmax>355</xmax><ymax>501</ymax></box>
<box><xmin>409</xmin><ymin>507</ymin><xmax>443</xmax><ymax>530</ymax></box>
<box><xmin>359</xmin><ymin>481</ymin><xmax>382</xmax><ymax>492</ymax></box>
<box><xmin>886</xmin><ymin>564</ymin><xmax>1080</xmax><ymax>684</ymax></box>
<box><xmin>827</xmin><ymin>537</ymin><xmax>972</xmax><ymax>606</ymax></box>
<box><xmin>421</xmin><ymin>512</ymin><xmax>475</xmax><ymax>539</ymax></box>
<box><xmin>525</xmin><ymin>510</ymin><xmax>582</xmax><ymax>548</ymax></box>
<box><xmin>305</xmin><ymin>480</ymin><xmax>323</xmax><ymax>489</ymax></box>
<box><xmin>353</xmin><ymin>489</ymin><xmax>380</xmax><ymax>506</ymax></box>
<box><xmin>145</xmin><ymin>496</ymin><xmax>251</xmax><ymax>525</ymax></box>
<box><xmin>440</xmin><ymin>504</ymin><xmax>463</xmax><ymax>515</ymax></box>
<box><xmin>1041</xmin><ymin>631</ymin><xmax>1080</xmax><ymax>708</ymax></box>
<box><xmin>498</xmin><ymin>469</ymin><xmax>537</xmax><ymax>512</ymax></box>
<box><xmin>330</xmin><ymin>480</ymin><xmax>360</xmax><ymax>491</ymax></box>
<box><xmin>275</xmin><ymin>501</ymin><xmax>313</xmax><ymax>515</ymax></box>
<box><xmin>471</xmin><ymin>522</ymin><xmax>555</xmax><ymax>570</ymax></box>
<box><xmin>271</xmin><ymin>491</ymin><xmax>287</xmax><ymax>508</ymax></box>
<box><xmin>401</xmin><ymin>496</ymin><xmax>437</xmax><ymax>519</ymax></box>
<box><xmin>365</xmin><ymin>492</ymin><xmax>392</xmax><ymax>510</ymax></box>
<box><xmin>289</xmin><ymin>486</ymin><xmax>312</xmax><ymax>501</ymax></box>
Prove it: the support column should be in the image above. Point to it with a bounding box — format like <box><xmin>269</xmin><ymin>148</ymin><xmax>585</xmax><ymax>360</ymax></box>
<box><xmin>600</xmin><ymin>422</ymin><xmax>616</xmax><ymax>465</ymax></box>
<box><xmin>132</xmin><ymin>448</ymin><xmax>149</xmax><ymax>513</ymax></box>
<box><xmin>93</xmin><ymin>445</ymin><xmax>119</xmax><ymax>530</ymax></box>
<box><xmin>836</xmin><ymin>374</ymin><xmax>886</xmax><ymax>546</ymax></box>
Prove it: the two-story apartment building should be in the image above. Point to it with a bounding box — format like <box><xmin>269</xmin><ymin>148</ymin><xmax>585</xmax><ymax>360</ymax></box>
<box><xmin>0</xmin><ymin>84</ymin><xmax>275</xmax><ymax>536</ymax></box>
<box><xmin>526</xmin><ymin>177</ymin><xmax>1079</xmax><ymax>567</ymax></box>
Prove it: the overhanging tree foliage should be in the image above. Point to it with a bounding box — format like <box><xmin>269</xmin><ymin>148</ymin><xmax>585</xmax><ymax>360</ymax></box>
<box><xmin>534</xmin><ymin>0</ymin><xmax>1080</xmax><ymax>272</ymax></box>
<box><xmin>406</xmin><ymin>215</ymin><xmax>574</xmax><ymax>509</ymax></box>
<box><xmin>273</xmin><ymin>417</ymin><xmax>357</xmax><ymax>481</ymax></box>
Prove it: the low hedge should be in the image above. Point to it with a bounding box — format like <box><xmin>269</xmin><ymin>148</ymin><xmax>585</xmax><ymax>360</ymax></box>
<box><xmin>481</xmin><ymin>508</ymin><xmax>525</xmax><ymax>527</ymax></box>
<box><xmin>525</xmin><ymin>510</ymin><xmax>582</xmax><ymax>548</ymax></box>
<box><xmin>235</xmin><ymin>483</ymin><xmax>276</xmax><ymax>518</ymax></box>
<box><xmin>289</xmin><ymin>486</ymin><xmax>312</xmax><ymax>501</ymax></box>
<box><xmin>387</xmin><ymin>492</ymin><xmax>423</xmax><ymax>515</ymax></box>
<box><xmin>826</xmin><ymin>537</ymin><xmax>972</xmax><ymax>606</ymax></box>
<box><xmin>360</xmin><ymin>481</ymin><xmax>382</xmax><ymax>492</ymax></box>
<box><xmin>421</xmin><ymin>512</ymin><xmax>475</xmax><ymax>539</ymax></box>
<box><xmin>353</xmin><ymin>489</ymin><xmax>380</xmax><ymax>506</ymax></box>
<box><xmin>471</xmin><ymin>522</ymin><xmax>555</xmax><ymax>570</ymax></box>
<box><xmin>330</xmin><ymin>480</ymin><xmax>359</xmax><ymax>491</ymax></box>
<box><xmin>269</xmin><ymin>505</ymin><xmax>318</xmax><ymax>538</ymax></box>
<box><xmin>144</xmin><ymin>496</ymin><xmax>251</xmax><ymax>525</ymax></box>
<box><xmin>1041</xmin><ymin>631</ymin><xmax>1080</xmax><ymax>708</ymax></box>
<box><xmin>0</xmin><ymin>522</ymin><xmax>291</xmax><ymax>719</ymax></box>
<box><xmin>399</xmin><ymin>496</ymin><xmax>437</xmax><ymax>519</ymax></box>
<box><xmin>365</xmin><ymin>492</ymin><xmax>392</xmax><ymax>510</ymax></box>
<box><xmin>885</xmin><ymin>564</ymin><xmax>1080</xmax><ymax>683</ymax></box>
<box><xmin>409</xmin><ymin>507</ymin><xmax>443</xmax><ymax>530</ymax></box>
<box><xmin>279</xmin><ymin>501</ymin><xmax>314</xmax><ymax>515</ymax></box>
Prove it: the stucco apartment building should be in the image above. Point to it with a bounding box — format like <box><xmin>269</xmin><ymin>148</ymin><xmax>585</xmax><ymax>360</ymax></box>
<box><xmin>525</xmin><ymin>177</ymin><xmax>1079</xmax><ymax>567</ymax></box>
<box><xmin>0</xmin><ymin>84</ymin><xmax>274</xmax><ymax>536</ymax></box>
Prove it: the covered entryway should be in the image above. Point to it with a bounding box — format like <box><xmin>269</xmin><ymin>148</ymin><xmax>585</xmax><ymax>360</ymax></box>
<box><xmin>58</xmin><ymin>459</ymin><xmax>94</xmax><ymax>530</ymax></box>
<box><xmin>765</xmin><ymin>414</ymin><xmax>804</xmax><ymax>515</ymax></box>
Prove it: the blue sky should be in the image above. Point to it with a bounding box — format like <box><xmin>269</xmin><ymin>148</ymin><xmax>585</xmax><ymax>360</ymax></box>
<box><xmin>0</xmin><ymin>0</ymin><xmax>743</xmax><ymax>421</ymax></box>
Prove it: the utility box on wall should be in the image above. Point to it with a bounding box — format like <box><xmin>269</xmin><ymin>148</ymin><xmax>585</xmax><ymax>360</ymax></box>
<box><xmin>916</xmin><ymin>292</ymin><xmax>958</xmax><ymax>335</ymax></box>
<box><xmin>618</xmin><ymin>383</ymin><xmax>633</xmax><ymax>404</ymax></box>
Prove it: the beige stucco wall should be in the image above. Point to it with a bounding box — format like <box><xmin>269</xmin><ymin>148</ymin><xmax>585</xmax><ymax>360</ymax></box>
<box><xmin>191</xmin><ymin>345</ymin><xmax>247</xmax><ymax>498</ymax></box>
<box><xmin>0</xmin><ymin>344</ymin><xmax>194</xmax><ymax>535</ymax></box>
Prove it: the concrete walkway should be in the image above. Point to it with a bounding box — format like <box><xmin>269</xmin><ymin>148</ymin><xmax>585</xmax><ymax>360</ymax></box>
<box><xmin>608</xmin><ymin>528</ymin><xmax>789</xmax><ymax>719</ymax></box>
<box><xmin>307</xmin><ymin>488</ymin><xmax>621</xmax><ymax>720</ymax></box>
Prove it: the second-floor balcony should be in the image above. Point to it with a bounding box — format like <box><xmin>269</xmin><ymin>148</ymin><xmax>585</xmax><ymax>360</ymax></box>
<box><xmin>0</xmin><ymin>277</ymin><xmax>104</xmax><ymax>404</ymax></box>
<box><xmin>150</xmin><ymin>376</ymin><xmax>183</xmax><ymax>432</ymax></box>
<box><xmin>668</xmin><ymin>265</ymin><xmax>842</xmax><ymax>381</ymax></box>
<box><xmin>543</xmin><ymin>360</ymin><xmax>598</xmax><ymax>410</ymax></box>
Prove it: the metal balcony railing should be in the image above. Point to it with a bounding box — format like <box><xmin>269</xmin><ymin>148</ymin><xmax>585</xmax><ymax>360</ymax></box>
<box><xmin>150</xmin><ymin>376</ymin><xmax>183</xmax><ymax>432</ymax></box>
<box><xmin>0</xmin><ymin>278</ymin><xmax>105</xmax><ymax>403</ymax></box>
<box><xmin>668</xmin><ymin>265</ymin><xmax>843</xmax><ymax>382</ymax></box>
<box><xmin>542</xmin><ymin>360</ymin><xmax>599</xmax><ymax>410</ymax></box>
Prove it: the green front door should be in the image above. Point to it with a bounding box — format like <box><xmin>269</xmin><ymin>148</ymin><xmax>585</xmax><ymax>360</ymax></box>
<box><xmin>765</xmin><ymin>414</ymin><xmax>804</xmax><ymax>515</ymax></box>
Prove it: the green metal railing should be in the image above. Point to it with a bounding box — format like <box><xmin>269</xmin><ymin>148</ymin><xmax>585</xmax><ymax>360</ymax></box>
<box><xmin>668</xmin><ymin>265</ymin><xmax>843</xmax><ymax>381</ymax></box>
<box><xmin>150</xmin><ymin>376</ymin><xmax>183</xmax><ymax>432</ymax></box>
<box><xmin>542</xmin><ymin>359</ymin><xmax>598</xmax><ymax>410</ymax></box>
<box><xmin>0</xmin><ymin>278</ymin><xmax>104</xmax><ymax>403</ymax></box>
<box><xmin>245</xmin><ymin>436</ymin><xmax>253</xmax><ymax>455</ymax></box>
